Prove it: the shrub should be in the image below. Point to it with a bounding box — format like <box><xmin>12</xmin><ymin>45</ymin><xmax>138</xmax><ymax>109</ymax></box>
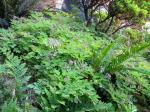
<box><xmin>0</xmin><ymin>11</ymin><xmax>150</xmax><ymax>111</ymax></box>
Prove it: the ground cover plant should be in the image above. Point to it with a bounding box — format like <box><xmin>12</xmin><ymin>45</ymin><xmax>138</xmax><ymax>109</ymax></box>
<box><xmin>0</xmin><ymin>9</ymin><xmax>150</xmax><ymax>112</ymax></box>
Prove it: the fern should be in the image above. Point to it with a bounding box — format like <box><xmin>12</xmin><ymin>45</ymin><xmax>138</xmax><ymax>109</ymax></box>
<box><xmin>91</xmin><ymin>39</ymin><xmax>150</xmax><ymax>74</ymax></box>
<box><xmin>0</xmin><ymin>11</ymin><xmax>150</xmax><ymax>111</ymax></box>
<box><xmin>1</xmin><ymin>99</ymin><xmax>21</xmax><ymax>112</ymax></box>
<box><xmin>0</xmin><ymin>52</ymin><xmax>30</xmax><ymax>101</ymax></box>
<box><xmin>128</xmin><ymin>67</ymin><xmax>150</xmax><ymax>75</ymax></box>
<box><xmin>106</xmin><ymin>42</ymin><xmax>150</xmax><ymax>72</ymax></box>
<box><xmin>92</xmin><ymin>41</ymin><xmax>117</xmax><ymax>71</ymax></box>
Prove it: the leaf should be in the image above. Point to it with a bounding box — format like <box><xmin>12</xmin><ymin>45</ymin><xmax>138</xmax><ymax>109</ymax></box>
<box><xmin>106</xmin><ymin>42</ymin><xmax>150</xmax><ymax>72</ymax></box>
<box><xmin>128</xmin><ymin>67</ymin><xmax>150</xmax><ymax>75</ymax></box>
<box><xmin>0</xmin><ymin>65</ymin><xmax>6</xmax><ymax>73</ymax></box>
<box><xmin>92</xmin><ymin>42</ymin><xmax>117</xmax><ymax>70</ymax></box>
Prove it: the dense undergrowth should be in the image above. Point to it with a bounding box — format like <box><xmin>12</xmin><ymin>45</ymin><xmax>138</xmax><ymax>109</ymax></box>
<box><xmin>0</xmin><ymin>11</ymin><xmax>150</xmax><ymax>112</ymax></box>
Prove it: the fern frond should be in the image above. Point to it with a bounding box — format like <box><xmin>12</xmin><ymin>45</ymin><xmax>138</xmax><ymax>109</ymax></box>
<box><xmin>92</xmin><ymin>42</ymin><xmax>117</xmax><ymax>71</ymax></box>
<box><xmin>0</xmin><ymin>52</ymin><xmax>30</xmax><ymax>100</ymax></box>
<box><xmin>0</xmin><ymin>64</ymin><xmax>6</xmax><ymax>73</ymax></box>
<box><xmin>106</xmin><ymin>42</ymin><xmax>150</xmax><ymax>73</ymax></box>
<box><xmin>5</xmin><ymin>52</ymin><xmax>28</xmax><ymax>78</ymax></box>
<box><xmin>1</xmin><ymin>99</ymin><xmax>21</xmax><ymax>112</ymax></box>
<box><xmin>128</xmin><ymin>67</ymin><xmax>150</xmax><ymax>75</ymax></box>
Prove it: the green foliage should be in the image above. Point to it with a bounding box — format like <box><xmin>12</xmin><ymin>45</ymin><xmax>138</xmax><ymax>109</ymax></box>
<box><xmin>1</xmin><ymin>99</ymin><xmax>21</xmax><ymax>112</ymax></box>
<box><xmin>0</xmin><ymin>11</ymin><xmax>150</xmax><ymax>111</ymax></box>
<box><xmin>80</xmin><ymin>0</ymin><xmax>150</xmax><ymax>34</ymax></box>
<box><xmin>33</xmin><ymin>76</ymin><xmax>113</xmax><ymax>112</ymax></box>
<box><xmin>0</xmin><ymin>52</ymin><xmax>32</xmax><ymax>111</ymax></box>
<box><xmin>108</xmin><ymin>0</ymin><xmax>149</xmax><ymax>23</ymax></box>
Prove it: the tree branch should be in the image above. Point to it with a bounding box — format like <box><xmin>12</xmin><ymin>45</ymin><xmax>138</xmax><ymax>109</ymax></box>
<box><xmin>95</xmin><ymin>16</ymin><xmax>110</xmax><ymax>30</ymax></box>
<box><xmin>111</xmin><ymin>23</ymin><xmax>134</xmax><ymax>35</ymax></box>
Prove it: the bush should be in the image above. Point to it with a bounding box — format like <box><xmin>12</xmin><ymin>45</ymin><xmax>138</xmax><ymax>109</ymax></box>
<box><xmin>0</xmin><ymin>11</ymin><xmax>150</xmax><ymax>111</ymax></box>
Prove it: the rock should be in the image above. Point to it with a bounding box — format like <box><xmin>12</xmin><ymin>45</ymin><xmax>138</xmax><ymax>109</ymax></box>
<box><xmin>0</xmin><ymin>19</ymin><xmax>9</xmax><ymax>28</ymax></box>
<box><xmin>34</xmin><ymin>0</ymin><xmax>56</xmax><ymax>11</ymax></box>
